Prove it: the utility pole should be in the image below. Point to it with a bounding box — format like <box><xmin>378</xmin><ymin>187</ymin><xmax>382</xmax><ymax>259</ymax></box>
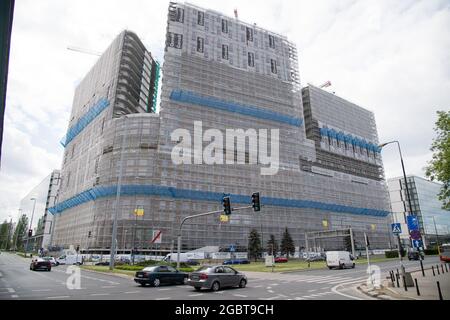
<box><xmin>432</xmin><ymin>216</ymin><xmax>439</xmax><ymax>247</ymax></box>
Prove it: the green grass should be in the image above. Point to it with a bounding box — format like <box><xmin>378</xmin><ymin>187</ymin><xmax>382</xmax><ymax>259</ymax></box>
<box><xmin>81</xmin><ymin>265</ymin><xmax>194</xmax><ymax>277</ymax></box>
<box><xmin>227</xmin><ymin>256</ymin><xmax>399</xmax><ymax>273</ymax></box>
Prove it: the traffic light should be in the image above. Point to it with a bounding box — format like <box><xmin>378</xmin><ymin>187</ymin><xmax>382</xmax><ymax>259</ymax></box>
<box><xmin>222</xmin><ymin>196</ymin><xmax>232</xmax><ymax>215</ymax></box>
<box><xmin>28</xmin><ymin>229</ymin><xmax>32</xmax><ymax>237</ymax></box>
<box><xmin>251</xmin><ymin>192</ymin><xmax>261</xmax><ymax>212</ymax></box>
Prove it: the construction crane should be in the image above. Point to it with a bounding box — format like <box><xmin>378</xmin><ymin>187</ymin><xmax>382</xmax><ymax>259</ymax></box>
<box><xmin>67</xmin><ymin>46</ymin><xmax>101</xmax><ymax>56</ymax></box>
<box><xmin>319</xmin><ymin>81</ymin><xmax>332</xmax><ymax>88</ymax></box>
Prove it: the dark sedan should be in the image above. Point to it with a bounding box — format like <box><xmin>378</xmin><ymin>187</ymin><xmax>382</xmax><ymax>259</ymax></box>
<box><xmin>188</xmin><ymin>265</ymin><xmax>247</xmax><ymax>291</ymax></box>
<box><xmin>134</xmin><ymin>265</ymin><xmax>188</xmax><ymax>287</ymax></box>
<box><xmin>30</xmin><ymin>258</ymin><xmax>51</xmax><ymax>271</ymax></box>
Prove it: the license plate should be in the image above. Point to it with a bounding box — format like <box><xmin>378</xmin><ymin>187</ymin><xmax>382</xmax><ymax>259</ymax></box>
<box><xmin>138</xmin><ymin>275</ymin><xmax>143</xmax><ymax>278</ymax></box>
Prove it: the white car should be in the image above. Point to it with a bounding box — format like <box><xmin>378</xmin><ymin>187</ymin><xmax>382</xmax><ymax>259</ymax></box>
<box><xmin>42</xmin><ymin>256</ymin><xmax>58</xmax><ymax>266</ymax></box>
<box><xmin>326</xmin><ymin>251</ymin><xmax>355</xmax><ymax>269</ymax></box>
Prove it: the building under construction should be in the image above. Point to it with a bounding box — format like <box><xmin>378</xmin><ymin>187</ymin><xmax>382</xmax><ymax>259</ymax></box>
<box><xmin>50</xmin><ymin>2</ymin><xmax>392</xmax><ymax>254</ymax></box>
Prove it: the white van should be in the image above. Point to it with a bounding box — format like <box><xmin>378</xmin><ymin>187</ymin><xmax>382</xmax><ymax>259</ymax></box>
<box><xmin>56</xmin><ymin>254</ymin><xmax>83</xmax><ymax>265</ymax></box>
<box><xmin>326</xmin><ymin>251</ymin><xmax>355</xmax><ymax>269</ymax></box>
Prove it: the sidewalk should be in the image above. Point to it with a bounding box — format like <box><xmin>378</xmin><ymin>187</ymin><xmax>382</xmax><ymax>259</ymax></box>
<box><xmin>361</xmin><ymin>264</ymin><xmax>450</xmax><ymax>300</ymax></box>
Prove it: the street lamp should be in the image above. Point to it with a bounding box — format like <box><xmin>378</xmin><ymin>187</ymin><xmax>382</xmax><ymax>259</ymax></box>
<box><xmin>25</xmin><ymin>197</ymin><xmax>37</xmax><ymax>257</ymax></box>
<box><xmin>110</xmin><ymin>115</ymin><xmax>129</xmax><ymax>270</ymax></box>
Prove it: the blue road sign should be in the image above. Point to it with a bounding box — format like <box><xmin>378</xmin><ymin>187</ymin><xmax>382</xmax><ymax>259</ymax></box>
<box><xmin>412</xmin><ymin>239</ymin><xmax>423</xmax><ymax>248</ymax></box>
<box><xmin>407</xmin><ymin>216</ymin><xmax>419</xmax><ymax>231</ymax></box>
<box><xmin>229</xmin><ymin>245</ymin><xmax>236</xmax><ymax>252</ymax></box>
<box><xmin>391</xmin><ymin>223</ymin><xmax>402</xmax><ymax>234</ymax></box>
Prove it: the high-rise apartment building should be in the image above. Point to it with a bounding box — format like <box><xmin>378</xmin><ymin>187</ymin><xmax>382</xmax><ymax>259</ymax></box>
<box><xmin>51</xmin><ymin>3</ymin><xmax>391</xmax><ymax>253</ymax></box>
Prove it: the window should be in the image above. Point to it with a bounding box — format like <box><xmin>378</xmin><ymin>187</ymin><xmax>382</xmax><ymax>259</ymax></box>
<box><xmin>222</xmin><ymin>19</ymin><xmax>228</xmax><ymax>33</ymax></box>
<box><xmin>270</xmin><ymin>59</ymin><xmax>277</xmax><ymax>74</ymax></box>
<box><xmin>168</xmin><ymin>32</ymin><xmax>183</xmax><ymax>49</ymax></box>
<box><xmin>197</xmin><ymin>37</ymin><xmax>204</xmax><ymax>53</ymax></box>
<box><xmin>269</xmin><ymin>35</ymin><xmax>275</xmax><ymax>48</ymax></box>
<box><xmin>197</xmin><ymin>11</ymin><xmax>204</xmax><ymax>26</ymax></box>
<box><xmin>222</xmin><ymin>44</ymin><xmax>229</xmax><ymax>60</ymax></box>
<box><xmin>170</xmin><ymin>7</ymin><xmax>184</xmax><ymax>23</ymax></box>
<box><xmin>246</xmin><ymin>27</ymin><xmax>253</xmax><ymax>42</ymax></box>
<box><xmin>248</xmin><ymin>52</ymin><xmax>255</xmax><ymax>67</ymax></box>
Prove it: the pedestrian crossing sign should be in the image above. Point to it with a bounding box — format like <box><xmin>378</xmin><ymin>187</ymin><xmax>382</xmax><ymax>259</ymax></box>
<box><xmin>391</xmin><ymin>223</ymin><xmax>402</xmax><ymax>234</ymax></box>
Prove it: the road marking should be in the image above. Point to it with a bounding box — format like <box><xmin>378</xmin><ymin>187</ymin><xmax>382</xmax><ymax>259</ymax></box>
<box><xmin>0</xmin><ymin>272</ymin><xmax>3</xmax><ymax>277</ymax></box>
<box><xmin>156</xmin><ymin>297</ymin><xmax>171</xmax><ymax>300</ymax></box>
<box><xmin>320</xmin><ymin>287</ymin><xmax>331</xmax><ymax>290</ymax></box>
<box><xmin>331</xmin><ymin>282</ymin><xmax>363</xmax><ymax>300</ymax></box>
<box><xmin>214</xmin><ymin>291</ymin><xmax>224</xmax><ymax>294</ymax></box>
<box><xmin>11</xmin><ymin>295</ymin><xmax>19</xmax><ymax>298</ymax></box>
<box><xmin>47</xmin><ymin>296</ymin><xmax>70</xmax><ymax>299</ymax></box>
<box><xmin>269</xmin><ymin>283</ymin><xmax>279</xmax><ymax>286</ymax></box>
<box><xmin>124</xmin><ymin>291</ymin><xmax>141</xmax><ymax>294</ymax></box>
<box><xmin>32</xmin><ymin>289</ymin><xmax>51</xmax><ymax>292</ymax></box>
<box><xmin>7</xmin><ymin>288</ymin><xmax>15</xmax><ymax>293</ymax></box>
<box><xmin>90</xmin><ymin>293</ymin><xmax>110</xmax><ymax>296</ymax></box>
<box><xmin>157</xmin><ymin>288</ymin><xmax>172</xmax><ymax>291</ymax></box>
<box><xmin>233</xmin><ymin>294</ymin><xmax>248</xmax><ymax>298</ymax></box>
<box><xmin>101</xmin><ymin>286</ymin><xmax>116</xmax><ymax>288</ymax></box>
<box><xmin>294</xmin><ymin>297</ymin><xmax>305</xmax><ymax>300</ymax></box>
<box><xmin>188</xmin><ymin>293</ymin><xmax>204</xmax><ymax>297</ymax></box>
<box><xmin>267</xmin><ymin>290</ymin><xmax>274</xmax><ymax>293</ymax></box>
<box><xmin>308</xmin><ymin>289</ymin><xmax>317</xmax><ymax>292</ymax></box>
<box><xmin>253</xmin><ymin>285</ymin><xmax>263</xmax><ymax>288</ymax></box>
<box><xmin>266</xmin><ymin>286</ymin><xmax>271</xmax><ymax>289</ymax></box>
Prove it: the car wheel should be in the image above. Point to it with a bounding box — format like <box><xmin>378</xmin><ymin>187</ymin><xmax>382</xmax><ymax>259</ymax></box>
<box><xmin>211</xmin><ymin>281</ymin><xmax>220</xmax><ymax>292</ymax></box>
<box><xmin>48</xmin><ymin>268</ymin><xmax>51</xmax><ymax>271</ymax></box>
<box><xmin>352</xmin><ymin>263</ymin><xmax>355</xmax><ymax>269</ymax></box>
<box><xmin>194</xmin><ymin>287</ymin><xmax>201</xmax><ymax>291</ymax></box>
<box><xmin>153</xmin><ymin>278</ymin><xmax>161</xmax><ymax>287</ymax></box>
<box><xmin>328</xmin><ymin>266</ymin><xmax>332</xmax><ymax>270</ymax></box>
<box><xmin>239</xmin><ymin>279</ymin><xmax>247</xmax><ymax>288</ymax></box>
<box><xmin>339</xmin><ymin>263</ymin><xmax>344</xmax><ymax>269</ymax></box>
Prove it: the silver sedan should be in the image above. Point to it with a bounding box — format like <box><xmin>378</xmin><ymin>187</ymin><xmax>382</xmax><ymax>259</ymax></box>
<box><xmin>187</xmin><ymin>265</ymin><xmax>247</xmax><ymax>291</ymax></box>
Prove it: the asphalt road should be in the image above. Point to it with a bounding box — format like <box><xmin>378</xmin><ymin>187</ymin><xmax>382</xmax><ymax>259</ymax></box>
<box><xmin>0</xmin><ymin>252</ymin><xmax>440</xmax><ymax>300</ymax></box>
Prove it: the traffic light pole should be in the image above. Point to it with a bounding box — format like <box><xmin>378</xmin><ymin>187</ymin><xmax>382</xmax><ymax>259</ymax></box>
<box><xmin>176</xmin><ymin>205</ymin><xmax>254</xmax><ymax>269</ymax></box>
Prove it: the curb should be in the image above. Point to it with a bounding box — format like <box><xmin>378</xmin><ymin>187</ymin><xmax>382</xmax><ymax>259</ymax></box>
<box><xmin>81</xmin><ymin>267</ymin><xmax>134</xmax><ymax>280</ymax></box>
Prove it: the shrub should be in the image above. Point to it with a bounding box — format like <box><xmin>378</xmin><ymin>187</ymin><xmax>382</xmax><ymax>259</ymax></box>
<box><xmin>385</xmin><ymin>250</ymin><xmax>405</xmax><ymax>258</ymax></box>
<box><xmin>424</xmin><ymin>248</ymin><xmax>439</xmax><ymax>255</ymax></box>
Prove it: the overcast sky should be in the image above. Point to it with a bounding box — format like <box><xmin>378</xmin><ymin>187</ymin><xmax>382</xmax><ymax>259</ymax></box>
<box><xmin>1</xmin><ymin>0</ymin><xmax>449</xmax><ymax>223</ymax></box>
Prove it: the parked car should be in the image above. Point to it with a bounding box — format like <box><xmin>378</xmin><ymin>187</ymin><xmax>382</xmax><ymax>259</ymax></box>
<box><xmin>274</xmin><ymin>257</ymin><xmax>288</xmax><ymax>263</ymax></box>
<box><xmin>56</xmin><ymin>254</ymin><xmax>83</xmax><ymax>265</ymax></box>
<box><xmin>326</xmin><ymin>251</ymin><xmax>355</xmax><ymax>269</ymax></box>
<box><xmin>408</xmin><ymin>251</ymin><xmax>424</xmax><ymax>261</ymax></box>
<box><xmin>134</xmin><ymin>265</ymin><xmax>188</xmax><ymax>287</ymax></box>
<box><xmin>306</xmin><ymin>254</ymin><xmax>326</xmax><ymax>262</ymax></box>
<box><xmin>30</xmin><ymin>258</ymin><xmax>52</xmax><ymax>271</ymax></box>
<box><xmin>223</xmin><ymin>258</ymin><xmax>250</xmax><ymax>265</ymax></box>
<box><xmin>186</xmin><ymin>259</ymin><xmax>200</xmax><ymax>266</ymax></box>
<box><xmin>187</xmin><ymin>265</ymin><xmax>247</xmax><ymax>291</ymax></box>
<box><xmin>95</xmin><ymin>261</ymin><xmax>110</xmax><ymax>266</ymax></box>
<box><xmin>42</xmin><ymin>256</ymin><xmax>58</xmax><ymax>266</ymax></box>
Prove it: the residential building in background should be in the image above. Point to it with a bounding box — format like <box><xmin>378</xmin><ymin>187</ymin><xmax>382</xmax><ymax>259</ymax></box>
<box><xmin>19</xmin><ymin>170</ymin><xmax>60</xmax><ymax>251</ymax></box>
<box><xmin>388</xmin><ymin>175</ymin><xmax>450</xmax><ymax>248</ymax></box>
<box><xmin>50</xmin><ymin>2</ymin><xmax>391</xmax><ymax>254</ymax></box>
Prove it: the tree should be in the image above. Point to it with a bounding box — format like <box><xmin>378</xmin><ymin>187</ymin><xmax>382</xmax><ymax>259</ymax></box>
<box><xmin>280</xmin><ymin>227</ymin><xmax>295</xmax><ymax>258</ymax></box>
<box><xmin>0</xmin><ymin>220</ymin><xmax>10</xmax><ymax>250</ymax></box>
<box><xmin>247</xmin><ymin>228</ymin><xmax>262</xmax><ymax>262</ymax></box>
<box><xmin>267</xmin><ymin>234</ymin><xmax>278</xmax><ymax>256</ymax></box>
<box><xmin>426</xmin><ymin>110</ymin><xmax>450</xmax><ymax>210</ymax></box>
<box><xmin>12</xmin><ymin>215</ymin><xmax>28</xmax><ymax>251</ymax></box>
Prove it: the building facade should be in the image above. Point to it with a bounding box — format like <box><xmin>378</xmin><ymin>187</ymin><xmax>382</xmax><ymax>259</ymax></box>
<box><xmin>388</xmin><ymin>175</ymin><xmax>450</xmax><ymax>248</ymax></box>
<box><xmin>51</xmin><ymin>2</ymin><xmax>392</xmax><ymax>254</ymax></box>
<box><xmin>19</xmin><ymin>170</ymin><xmax>60</xmax><ymax>251</ymax></box>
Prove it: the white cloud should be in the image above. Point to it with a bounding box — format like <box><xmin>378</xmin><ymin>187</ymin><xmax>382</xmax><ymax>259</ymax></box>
<box><xmin>1</xmin><ymin>0</ymin><xmax>449</xmax><ymax>222</ymax></box>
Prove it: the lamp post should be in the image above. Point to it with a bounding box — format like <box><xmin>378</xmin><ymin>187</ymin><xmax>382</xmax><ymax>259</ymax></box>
<box><xmin>432</xmin><ymin>216</ymin><xmax>439</xmax><ymax>247</ymax></box>
<box><xmin>110</xmin><ymin>115</ymin><xmax>129</xmax><ymax>270</ymax></box>
<box><xmin>25</xmin><ymin>198</ymin><xmax>37</xmax><ymax>257</ymax></box>
<box><xmin>379</xmin><ymin>140</ymin><xmax>418</xmax><ymax>275</ymax></box>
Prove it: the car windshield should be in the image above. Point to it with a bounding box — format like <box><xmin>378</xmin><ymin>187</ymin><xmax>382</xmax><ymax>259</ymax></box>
<box><xmin>142</xmin><ymin>266</ymin><xmax>158</xmax><ymax>272</ymax></box>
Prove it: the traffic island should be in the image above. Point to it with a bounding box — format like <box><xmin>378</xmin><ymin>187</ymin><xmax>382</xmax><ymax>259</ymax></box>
<box><xmin>358</xmin><ymin>265</ymin><xmax>450</xmax><ymax>300</ymax></box>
